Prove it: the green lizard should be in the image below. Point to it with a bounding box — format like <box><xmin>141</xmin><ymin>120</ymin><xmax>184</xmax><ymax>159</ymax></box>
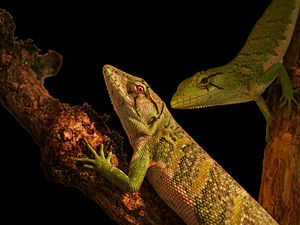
<box><xmin>73</xmin><ymin>65</ymin><xmax>278</xmax><ymax>224</ymax></box>
<box><xmin>170</xmin><ymin>0</ymin><xmax>300</xmax><ymax>131</ymax></box>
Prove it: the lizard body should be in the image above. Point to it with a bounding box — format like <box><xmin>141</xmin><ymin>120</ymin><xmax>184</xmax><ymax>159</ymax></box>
<box><xmin>73</xmin><ymin>65</ymin><xmax>278</xmax><ymax>224</ymax></box>
<box><xmin>170</xmin><ymin>0</ymin><xmax>300</xmax><ymax>125</ymax></box>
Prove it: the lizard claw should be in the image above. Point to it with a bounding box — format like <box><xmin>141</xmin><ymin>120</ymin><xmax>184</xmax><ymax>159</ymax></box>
<box><xmin>279</xmin><ymin>87</ymin><xmax>300</xmax><ymax>119</ymax></box>
<box><xmin>71</xmin><ymin>138</ymin><xmax>112</xmax><ymax>171</ymax></box>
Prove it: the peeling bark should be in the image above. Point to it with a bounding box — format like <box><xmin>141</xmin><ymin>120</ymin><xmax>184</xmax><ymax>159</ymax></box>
<box><xmin>0</xmin><ymin>9</ymin><xmax>184</xmax><ymax>225</ymax></box>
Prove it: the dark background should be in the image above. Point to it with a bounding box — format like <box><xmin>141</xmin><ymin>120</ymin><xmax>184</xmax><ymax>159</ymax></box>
<box><xmin>2</xmin><ymin>2</ymin><xmax>272</xmax><ymax>225</ymax></box>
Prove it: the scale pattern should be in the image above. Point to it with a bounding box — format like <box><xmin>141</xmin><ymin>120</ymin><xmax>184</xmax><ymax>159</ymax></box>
<box><xmin>230</xmin><ymin>0</ymin><xmax>299</xmax><ymax>79</ymax></box>
<box><xmin>74</xmin><ymin>64</ymin><xmax>280</xmax><ymax>224</ymax></box>
<box><xmin>74</xmin><ymin>1</ymin><xmax>299</xmax><ymax>223</ymax></box>
<box><xmin>145</xmin><ymin>112</ymin><xmax>278</xmax><ymax>224</ymax></box>
<box><xmin>170</xmin><ymin>0</ymin><xmax>299</xmax><ymax>122</ymax></box>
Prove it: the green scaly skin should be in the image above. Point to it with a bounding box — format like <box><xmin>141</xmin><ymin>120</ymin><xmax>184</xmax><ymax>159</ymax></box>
<box><xmin>73</xmin><ymin>65</ymin><xmax>278</xmax><ymax>224</ymax></box>
<box><xmin>170</xmin><ymin>0</ymin><xmax>300</xmax><ymax>135</ymax></box>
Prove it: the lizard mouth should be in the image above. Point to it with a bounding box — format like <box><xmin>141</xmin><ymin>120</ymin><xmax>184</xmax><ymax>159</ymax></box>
<box><xmin>171</xmin><ymin>83</ymin><xmax>245</xmax><ymax>109</ymax></box>
<box><xmin>103</xmin><ymin>65</ymin><xmax>134</xmax><ymax>108</ymax></box>
<box><xmin>170</xmin><ymin>89</ymin><xmax>217</xmax><ymax>109</ymax></box>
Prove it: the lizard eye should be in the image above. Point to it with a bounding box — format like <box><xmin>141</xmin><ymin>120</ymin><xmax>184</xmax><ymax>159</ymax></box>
<box><xmin>136</xmin><ymin>85</ymin><xmax>145</xmax><ymax>94</ymax></box>
<box><xmin>199</xmin><ymin>77</ymin><xmax>209</xmax><ymax>85</ymax></box>
<box><xmin>197</xmin><ymin>74</ymin><xmax>210</xmax><ymax>87</ymax></box>
<box><xmin>196</xmin><ymin>71</ymin><xmax>224</xmax><ymax>90</ymax></box>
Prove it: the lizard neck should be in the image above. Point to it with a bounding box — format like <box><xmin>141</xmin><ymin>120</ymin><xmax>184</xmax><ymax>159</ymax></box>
<box><xmin>143</xmin><ymin>107</ymin><xmax>195</xmax><ymax>167</ymax></box>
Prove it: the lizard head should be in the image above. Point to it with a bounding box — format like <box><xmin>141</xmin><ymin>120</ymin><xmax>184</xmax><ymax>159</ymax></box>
<box><xmin>103</xmin><ymin>65</ymin><xmax>165</xmax><ymax>146</ymax></box>
<box><xmin>170</xmin><ymin>66</ymin><xmax>250</xmax><ymax>109</ymax></box>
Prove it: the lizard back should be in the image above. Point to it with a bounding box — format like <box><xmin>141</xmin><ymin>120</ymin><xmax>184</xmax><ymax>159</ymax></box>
<box><xmin>99</xmin><ymin>64</ymin><xmax>280</xmax><ymax>224</ymax></box>
<box><xmin>230</xmin><ymin>0</ymin><xmax>300</xmax><ymax>79</ymax></box>
<box><xmin>145</xmin><ymin>111</ymin><xmax>278</xmax><ymax>224</ymax></box>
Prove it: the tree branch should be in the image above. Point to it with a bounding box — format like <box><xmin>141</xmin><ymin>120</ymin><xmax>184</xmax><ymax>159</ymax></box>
<box><xmin>2</xmin><ymin>5</ymin><xmax>300</xmax><ymax>225</ymax></box>
<box><xmin>259</xmin><ymin>10</ymin><xmax>300</xmax><ymax>225</ymax></box>
<box><xmin>0</xmin><ymin>9</ymin><xmax>184</xmax><ymax>225</ymax></box>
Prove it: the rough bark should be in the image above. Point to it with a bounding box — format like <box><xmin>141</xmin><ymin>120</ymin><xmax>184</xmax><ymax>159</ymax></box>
<box><xmin>1</xmin><ymin>5</ymin><xmax>300</xmax><ymax>225</ymax></box>
<box><xmin>259</xmin><ymin>11</ymin><xmax>300</xmax><ymax>225</ymax></box>
<box><xmin>0</xmin><ymin>9</ymin><xmax>184</xmax><ymax>225</ymax></box>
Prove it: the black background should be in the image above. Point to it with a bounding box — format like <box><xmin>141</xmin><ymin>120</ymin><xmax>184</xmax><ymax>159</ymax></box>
<box><xmin>2</xmin><ymin>2</ymin><xmax>272</xmax><ymax>225</ymax></box>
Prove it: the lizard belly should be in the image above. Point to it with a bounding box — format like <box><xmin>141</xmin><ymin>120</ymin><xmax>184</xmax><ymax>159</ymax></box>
<box><xmin>146</xmin><ymin>161</ymin><xmax>199</xmax><ymax>225</ymax></box>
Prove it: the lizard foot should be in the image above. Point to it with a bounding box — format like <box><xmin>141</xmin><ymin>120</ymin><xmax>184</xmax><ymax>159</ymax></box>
<box><xmin>279</xmin><ymin>87</ymin><xmax>300</xmax><ymax>119</ymax></box>
<box><xmin>72</xmin><ymin>138</ymin><xmax>112</xmax><ymax>171</ymax></box>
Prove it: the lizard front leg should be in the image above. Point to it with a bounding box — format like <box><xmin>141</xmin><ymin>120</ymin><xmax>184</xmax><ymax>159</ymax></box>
<box><xmin>277</xmin><ymin>64</ymin><xmax>300</xmax><ymax>117</ymax></box>
<box><xmin>257</xmin><ymin>63</ymin><xmax>300</xmax><ymax>119</ymax></box>
<box><xmin>72</xmin><ymin>138</ymin><xmax>150</xmax><ymax>192</ymax></box>
<box><xmin>255</xmin><ymin>95</ymin><xmax>273</xmax><ymax>141</ymax></box>
<box><xmin>256</xmin><ymin>63</ymin><xmax>299</xmax><ymax>141</ymax></box>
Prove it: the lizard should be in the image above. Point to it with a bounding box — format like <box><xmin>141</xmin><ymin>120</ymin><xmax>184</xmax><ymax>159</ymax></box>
<box><xmin>72</xmin><ymin>64</ymin><xmax>278</xmax><ymax>224</ymax></box>
<box><xmin>170</xmin><ymin>0</ymin><xmax>300</xmax><ymax>135</ymax></box>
